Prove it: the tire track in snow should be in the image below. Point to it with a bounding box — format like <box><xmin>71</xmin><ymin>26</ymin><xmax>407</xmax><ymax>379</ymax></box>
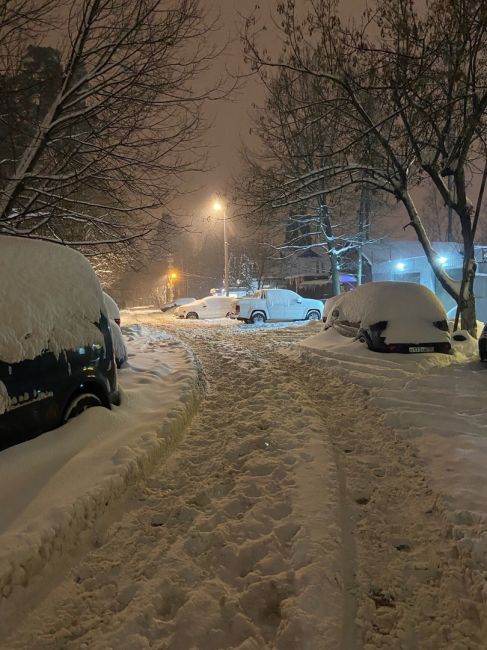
<box><xmin>1</xmin><ymin>323</ymin><xmax>345</xmax><ymax>650</ymax></box>
<box><xmin>2</xmin><ymin>319</ymin><xmax>484</xmax><ymax>649</ymax></box>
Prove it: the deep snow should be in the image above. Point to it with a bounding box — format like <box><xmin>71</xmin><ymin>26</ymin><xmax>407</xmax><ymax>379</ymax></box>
<box><xmin>0</xmin><ymin>326</ymin><xmax>202</xmax><ymax>605</ymax></box>
<box><xmin>298</xmin><ymin>325</ymin><xmax>487</xmax><ymax>604</ymax></box>
<box><xmin>1</xmin><ymin>315</ymin><xmax>484</xmax><ymax>649</ymax></box>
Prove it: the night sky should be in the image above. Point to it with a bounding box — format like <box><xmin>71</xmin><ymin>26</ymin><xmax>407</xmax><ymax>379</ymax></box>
<box><xmin>182</xmin><ymin>0</ymin><xmax>407</xmax><ymax>237</ymax></box>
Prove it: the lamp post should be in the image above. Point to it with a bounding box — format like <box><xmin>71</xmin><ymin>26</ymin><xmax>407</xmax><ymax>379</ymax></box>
<box><xmin>213</xmin><ymin>199</ymin><xmax>229</xmax><ymax>296</ymax></box>
<box><xmin>167</xmin><ymin>271</ymin><xmax>177</xmax><ymax>303</ymax></box>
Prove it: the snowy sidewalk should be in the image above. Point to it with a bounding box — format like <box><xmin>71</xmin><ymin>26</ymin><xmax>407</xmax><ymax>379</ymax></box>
<box><xmin>297</xmin><ymin>328</ymin><xmax>487</xmax><ymax>599</ymax></box>
<box><xmin>0</xmin><ymin>327</ymin><xmax>202</xmax><ymax>603</ymax></box>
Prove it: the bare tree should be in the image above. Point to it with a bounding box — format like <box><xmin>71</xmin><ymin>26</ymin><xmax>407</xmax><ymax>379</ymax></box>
<box><xmin>0</xmin><ymin>0</ymin><xmax>223</xmax><ymax>254</ymax></box>
<box><xmin>237</xmin><ymin>63</ymin><xmax>377</xmax><ymax>295</ymax></box>
<box><xmin>244</xmin><ymin>0</ymin><xmax>487</xmax><ymax>334</ymax></box>
<box><xmin>0</xmin><ymin>0</ymin><xmax>57</xmax><ymax>61</ymax></box>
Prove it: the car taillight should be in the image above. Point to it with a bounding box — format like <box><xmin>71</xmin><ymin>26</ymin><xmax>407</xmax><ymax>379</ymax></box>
<box><xmin>236</xmin><ymin>304</ymin><xmax>240</xmax><ymax>314</ymax></box>
<box><xmin>115</xmin><ymin>318</ymin><xmax>121</xmax><ymax>326</ymax></box>
<box><xmin>433</xmin><ymin>320</ymin><xmax>448</xmax><ymax>331</ymax></box>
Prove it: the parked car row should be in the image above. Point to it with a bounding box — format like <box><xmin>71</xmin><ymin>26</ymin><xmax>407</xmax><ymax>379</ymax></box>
<box><xmin>0</xmin><ymin>236</ymin><xmax>127</xmax><ymax>451</ymax></box>
<box><xmin>173</xmin><ymin>289</ymin><xmax>325</xmax><ymax>323</ymax></box>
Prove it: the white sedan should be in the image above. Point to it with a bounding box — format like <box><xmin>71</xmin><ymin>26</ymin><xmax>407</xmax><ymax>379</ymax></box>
<box><xmin>175</xmin><ymin>296</ymin><xmax>236</xmax><ymax>319</ymax></box>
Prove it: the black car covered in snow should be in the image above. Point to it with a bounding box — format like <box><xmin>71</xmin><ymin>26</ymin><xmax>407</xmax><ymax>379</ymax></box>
<box><xmin>325</xmin><ymin>282</ymin><xmax>452</xmax><ymax>354</ymax></box>
<box><xmin>0</xmin><ymin>236</ymin><xmax>119</xmax><ymax>450</ymax></box>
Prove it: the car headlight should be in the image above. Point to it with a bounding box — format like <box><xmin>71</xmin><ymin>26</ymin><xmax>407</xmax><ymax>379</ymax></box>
<box><xmin>433</xmin><ymin>320</ymin><xmax>449</xmax><ymax>331</ymax></box>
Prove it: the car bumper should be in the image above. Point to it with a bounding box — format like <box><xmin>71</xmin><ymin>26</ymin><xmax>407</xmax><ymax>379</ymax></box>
<box><xmin>373</xmin><ymin>339</ymin><xmax>452</xmax><ymax>354</ymax></box>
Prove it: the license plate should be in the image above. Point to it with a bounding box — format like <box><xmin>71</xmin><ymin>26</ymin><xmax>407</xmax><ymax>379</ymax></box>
<box><xmin>408</xmin><ymin>346</ymin><xmax>434</xmax><ymax>353</ymax></box>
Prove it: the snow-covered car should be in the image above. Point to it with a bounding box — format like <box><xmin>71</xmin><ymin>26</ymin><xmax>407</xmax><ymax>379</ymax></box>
<box><xmin>110</xmin><ymin>320</ymin><xmax>128</xmax><ymax>368</ymax></box>
<box><xmin>322</xmin><ymin>295</ymin><xmax>342</xmax><ymax>323</ymax></box>
<box><xmin>161</xmin><ymin>297</ymin><xmax>196</xmax><ymax>312</ymax></box>
<box><xmin>102</xmin><ymin>292</ymin><xmax>127</xmax><ymax>366</ymax></box>
<box><xmin>175</xmin><ymin>296</ymin><xmax>236</xmax><ymax>319</ymax></box>
<box><xmin>326</xmin><ymin>281</ymin><xmax>451</xmax><ymax>353</ymax></box>
<box><xmin>103</xmin><ymin>291</ymin><xmax>121</xmax><ymax>325</ymax></box>
<box><xmin>0</xmin><ymin>237</ymin><xmax>120</xmax><ymax>450</ymax></box>
<box><xmin>234</xmin><ymin>289</ymin><xmax>324</xmax><ymax>324</ymax></box>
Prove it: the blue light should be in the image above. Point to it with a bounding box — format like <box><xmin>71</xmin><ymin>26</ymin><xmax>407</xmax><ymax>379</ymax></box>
<box><xmin>438</xmin><ymin>256</ymin><xmax>447</xmax><ymax>265</ymax></box>
<box><xmin>395</xmin><ymin>262</ymin><xmax>405</xmax><ymax>271</ymax></box>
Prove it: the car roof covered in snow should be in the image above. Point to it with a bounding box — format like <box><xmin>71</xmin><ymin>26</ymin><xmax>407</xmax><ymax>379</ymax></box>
<box><xmin>103</xmin><ymin>292</ymin><xmax>120</xmax><ymax>320</ymax></box>
<box><xmin>0</xmin><ymin>236</ymin><xmax>105</xmax><ymax>364</ymax></box>
<box><xmin>193</xmin><ymin>295</ymin><xmax>234</xmax><ymax>303</ymax></box>
<box><xmin>331</xmin><ymin>282</ymin><xmax>447</xmax><ymax>328</ymax></box>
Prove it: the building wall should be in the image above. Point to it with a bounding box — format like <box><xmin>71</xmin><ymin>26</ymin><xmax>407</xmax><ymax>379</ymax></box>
<box><xmin>371</xmin><ymin>256</ymin><xmax>487</xmax><ymax>322</ymax></box>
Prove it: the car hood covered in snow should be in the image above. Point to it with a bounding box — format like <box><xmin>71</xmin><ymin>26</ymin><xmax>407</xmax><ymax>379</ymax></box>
<box><xmin>330</xmin><ymin>282</ymin><xmax>450</xmax><ymax>344</ymax></box>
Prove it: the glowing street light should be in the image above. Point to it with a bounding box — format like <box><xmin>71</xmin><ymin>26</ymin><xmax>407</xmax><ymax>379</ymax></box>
<box><xmin>212</xmin><ymin>198</ymin><xmax>229</xmax><ymax>296</ymax></box>
<box><xmin>438</xmin><ymin>256</ymin><xmax>447</xmax><ymax>265</ymax></box>
<box><xmin>167</xmin><ymin>270</ymin><xmax>178</xmax><ymax>302</ymax></box>
<box><xmin>395</xmin><ymin>262</ymin><xmax>405</xmax><ymax>271</ymax></box>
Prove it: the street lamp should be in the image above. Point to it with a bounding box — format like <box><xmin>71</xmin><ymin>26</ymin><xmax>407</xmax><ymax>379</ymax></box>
<box><xmin>212</xmin><ymin>199</ymin><xmax>229</xmax><ymax>296</ymax></box>
<box><xmin>167</xmin><ymin>270</ymin><xmax>177</xmax><ymax>303</ymax></box>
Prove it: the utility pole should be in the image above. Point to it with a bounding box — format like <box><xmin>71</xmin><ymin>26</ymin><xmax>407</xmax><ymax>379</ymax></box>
<box><xmin>212</xmin><ymin>198</ymin><xmax>229</xmax><ymax>296</ymax></box>
<box><xmin>223</xmin><ymin>204</ymin><xmax>229</xmax><ymax>296</ymax></box>
<box><xmin>167</xmin><ymin>254</ymin><xmax>176</xmax><ymax>303</ymax></box>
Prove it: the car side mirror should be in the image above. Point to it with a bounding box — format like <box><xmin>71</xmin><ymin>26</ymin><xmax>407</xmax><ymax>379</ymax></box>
<box><xmin>296</xmin><ymin>297</ymin><xmax>302</xmax><ymax>303</ymax></box>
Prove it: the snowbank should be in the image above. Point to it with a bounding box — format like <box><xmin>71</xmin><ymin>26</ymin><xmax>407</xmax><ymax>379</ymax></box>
<box><xmin>0</xmin><ymin>327</ymin><xmax>203</xmax><ymax>601</ymax></box>
<box><xmin>0</xmin><ymin>237</ymin><xmax>104</xmax><ymax>364</ymax></box>
<box><xmin>296</xmin><ymin>325</ymin><xmax>487</xmax><ymax>595</ymax></box>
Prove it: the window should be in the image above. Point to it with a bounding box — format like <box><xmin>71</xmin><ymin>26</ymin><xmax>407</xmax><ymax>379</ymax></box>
<box><xmin>393</xmin><ymin>272</ymin><xmax>421</xmax><ymax>283</ymax></box>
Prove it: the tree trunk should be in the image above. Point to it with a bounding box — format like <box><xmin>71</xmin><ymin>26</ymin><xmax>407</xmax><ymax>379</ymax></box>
<box><xmin>357</xmin><ymin>246</ymin><xmax>363</xmax><ymax>286</ymax></box>
<box><xmin>330</xmin><ymin>251</ymin><xmax>341</xmax><ymax>296</ymax></box>
<box><xmin>356</xmin><ymin>183</ymin><xmax>370</xmax><ymax>287</ymax></box>
<box><xmin>459</xmin><ymin>257</ymin><xmax>477</xmax><ymax>336</ymax></box>
<box><xmin>461</xmin><ymin>289</ymin><xmax>477</xmax><ymax>336</ymax></box>
<box><xmin>321</xmin><ymin>199</ymin><xmax>341</xmax><ymax>296</ymax></box>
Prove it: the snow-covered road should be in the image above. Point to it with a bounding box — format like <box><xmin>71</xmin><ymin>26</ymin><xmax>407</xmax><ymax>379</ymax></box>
<box><xmin>1</xmin><ymin>317</ymin><xmax>484</xmax><ymax>649</ymax></box>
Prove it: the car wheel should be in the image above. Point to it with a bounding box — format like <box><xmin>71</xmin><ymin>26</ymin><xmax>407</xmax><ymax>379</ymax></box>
<box><xmin>306</xmin><ymin>310</ymin><xmax>321</xmax><ymax>321</ymax></box>
<box><xmin>251</xmin><ymin>312</ymin><xmax>266</xmax><ymax>325</ymax></box>
<box><xmin>186</xmin><ymin>312</ymin><xmax>199</xmax><ymax>319</ymax></box>
<box><xmin>64</xmin><ymin>393</ymin><xmax>103</xmax><ymax>422</ymax></box>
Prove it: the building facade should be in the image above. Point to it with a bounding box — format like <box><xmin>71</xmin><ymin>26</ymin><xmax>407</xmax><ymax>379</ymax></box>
<box><xmin>363</xmin><ymin>239</ymin><xmax>487</xmax><ymax>321</ymax></box>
